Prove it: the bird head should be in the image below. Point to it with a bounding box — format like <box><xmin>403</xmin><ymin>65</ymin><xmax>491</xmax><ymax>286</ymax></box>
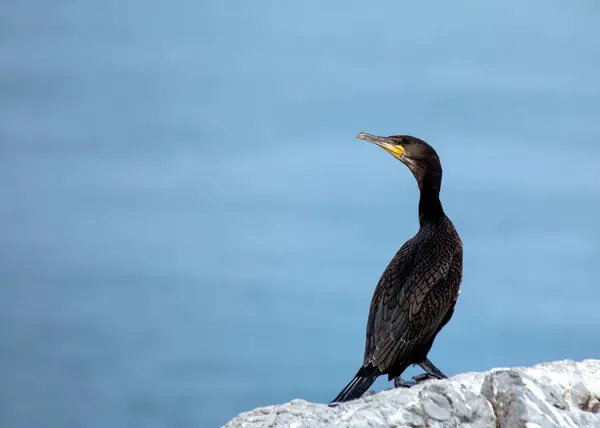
<box><xmin>357</xmin><ymin>132</ymin><xmax>442</xmax><ymax>191</ymax></box>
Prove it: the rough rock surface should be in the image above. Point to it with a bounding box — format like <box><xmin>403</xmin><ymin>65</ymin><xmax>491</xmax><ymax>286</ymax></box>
<box><xmin>225</xmin><ymin>360</ymin><xmax>600</xmax><ymax>428</ymax></box>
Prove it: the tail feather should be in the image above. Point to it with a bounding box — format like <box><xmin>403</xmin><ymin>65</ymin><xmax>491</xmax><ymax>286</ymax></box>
<box><xmin>330</xmin><ymin>367</ymin><xmax>379</xmax><ymax>403</ymax></box>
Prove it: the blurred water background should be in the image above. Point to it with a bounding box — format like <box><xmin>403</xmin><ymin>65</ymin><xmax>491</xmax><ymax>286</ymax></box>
<box><xmin>1</xmin><ymin>1</ymin><xmax>600</xmax><ymax>427</ymax></box>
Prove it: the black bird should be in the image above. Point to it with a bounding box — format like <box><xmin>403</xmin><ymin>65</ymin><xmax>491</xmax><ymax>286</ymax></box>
<box><xmin>331</xmin><ymin>133</ymin><xmax>463</xmax><ymax>403</ymax></box>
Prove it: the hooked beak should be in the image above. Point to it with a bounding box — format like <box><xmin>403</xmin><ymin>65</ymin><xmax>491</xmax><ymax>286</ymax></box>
<box><xmin>357</xmin><ymin>132</ymin><xmax>405</xmax><ymax>160</ymax></box>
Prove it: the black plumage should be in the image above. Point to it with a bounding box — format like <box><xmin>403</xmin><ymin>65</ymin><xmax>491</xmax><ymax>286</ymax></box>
<box><xmin>331</xmin><ymin>133</ymin><xmax>463</xmax><ymax>403</ymax></box>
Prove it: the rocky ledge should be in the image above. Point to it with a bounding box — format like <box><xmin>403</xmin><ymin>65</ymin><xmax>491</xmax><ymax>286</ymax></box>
<box><xmin>225</xmin><ymin>360</ymin><xmax>600</xmax><ymax>428</ymax></box>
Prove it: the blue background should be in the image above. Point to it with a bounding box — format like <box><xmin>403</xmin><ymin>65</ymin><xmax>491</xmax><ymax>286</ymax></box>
<box><xmin>1</xmin><ymin>1</ymin><xmax>599</xmax><ymax>427</ymax></box>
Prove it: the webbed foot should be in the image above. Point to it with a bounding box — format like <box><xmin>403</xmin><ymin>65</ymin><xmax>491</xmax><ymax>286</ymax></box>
<box><xmin>412</xmin><ymin>372</ymin><xmax>444</xmax><ymax>384</ymax></box>
<box><xmin>393</xmin><ymin>376</ymin><xmax>416</xmax><ymax>388</ymax></box>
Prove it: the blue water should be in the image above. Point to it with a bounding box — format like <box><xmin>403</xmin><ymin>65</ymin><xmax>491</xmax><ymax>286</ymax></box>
<box><xmin>1</xmin><ymin>1</ymin><xmax>600</xmax><ymax>427</ymax></box>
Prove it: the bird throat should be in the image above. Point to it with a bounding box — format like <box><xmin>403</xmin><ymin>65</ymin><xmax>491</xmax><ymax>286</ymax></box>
<box><xmin>418</xmin><ymin>175</ymin><xmax>444</xmax><ymax>225</ymax></box>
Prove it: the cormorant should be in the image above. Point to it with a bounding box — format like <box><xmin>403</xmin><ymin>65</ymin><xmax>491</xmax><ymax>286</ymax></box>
<box><xmin>331</xmin><ymin>133</ymin><xmax>463</xmax><ymax>403</ymax></box>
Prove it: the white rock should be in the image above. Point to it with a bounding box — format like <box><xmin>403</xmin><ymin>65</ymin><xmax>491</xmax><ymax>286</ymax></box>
<box><xmin>224</xmin><ymin>360</ymin><xmax>600</xmax><ymax>428</ymax></box>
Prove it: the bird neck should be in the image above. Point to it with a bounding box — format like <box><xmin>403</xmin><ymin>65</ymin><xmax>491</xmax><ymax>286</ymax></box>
<box><xmin>418</xmin><ymin>173</ymin><xmax>444</xmax><ymax>225</ymax></box>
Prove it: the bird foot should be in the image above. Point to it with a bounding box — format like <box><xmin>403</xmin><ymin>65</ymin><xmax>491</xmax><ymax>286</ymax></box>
<box><xmin>393</xmin><ymin>377</ymin><xmax>416</xmax><ymax>388</ymax></box>
<box><xmin>412</xmin><ymin>372</ymin><xmax>444</xmax><ymax>384</ymax></box>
